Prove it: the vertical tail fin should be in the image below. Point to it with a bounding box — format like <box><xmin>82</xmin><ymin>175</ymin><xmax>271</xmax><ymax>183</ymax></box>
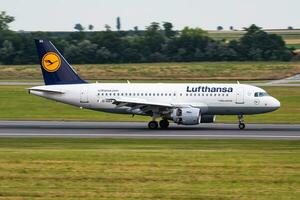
<box><xmin>35</xmin><ymin>39</ymin><xmax>87</xmax><ymax>85</ymax></box>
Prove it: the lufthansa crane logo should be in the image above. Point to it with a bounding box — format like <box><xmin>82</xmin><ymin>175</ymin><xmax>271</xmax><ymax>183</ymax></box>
<box><xmin>42</xmin><ymin>52</ymin><xmax>61</xmax><ymax>72</ymax></box>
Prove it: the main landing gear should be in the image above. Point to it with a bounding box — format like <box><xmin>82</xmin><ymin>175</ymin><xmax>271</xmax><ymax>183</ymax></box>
<box><xmin>159</xmin><ymin>119</ymin><xmax>169</xmax><ymax>129</ymax></box>
<box><xmin>148</xmin><ymin>121</ymin><xmax>158</xmax><ymax>129</ymax></box>
<box><xmin>148</xmin><ymin>119</ymin><xmax>169</xmax><ymax>129</ymax></box>
<box><xmin>238</xmin><ymin>115</ymin><xmax>246</xmax><ymax>130</ymax></box>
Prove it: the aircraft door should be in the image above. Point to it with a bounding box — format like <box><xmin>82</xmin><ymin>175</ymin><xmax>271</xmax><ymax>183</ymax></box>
<box><xmin>236</xmin><ymin>86</ymin><xmax>244</xmax><ymax>104</ymax></box>
<box><xmin>80</xmin><ymin>88</ymin><xmax>89</xmax><ymax>103</ymax></box>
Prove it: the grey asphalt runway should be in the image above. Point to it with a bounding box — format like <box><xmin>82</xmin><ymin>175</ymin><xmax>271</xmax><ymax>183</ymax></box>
<box><xmin>0</xmin><ymin>121</ymin><xmax>299</xmax><ymax>140</ymax></box>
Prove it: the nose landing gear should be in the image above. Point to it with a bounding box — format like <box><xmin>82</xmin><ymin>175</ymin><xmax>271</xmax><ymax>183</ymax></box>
<box><xmin>238</xmin><ymin>115</ymin><xmax>246</xmax><ymax>130</ymax></box>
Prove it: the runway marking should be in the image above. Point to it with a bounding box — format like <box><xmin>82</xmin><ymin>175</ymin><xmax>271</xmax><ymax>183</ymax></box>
<box><xmin>1</xmin><ymin>133</ymin><xmax>300</xmax><ymax>138</ymax></box>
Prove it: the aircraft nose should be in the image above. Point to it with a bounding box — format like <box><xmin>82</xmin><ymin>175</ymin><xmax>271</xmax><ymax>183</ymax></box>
<box><xmin>272</xmin><ymin>97</ymin><xmax>281</xmax><ymax>110</ymax></box>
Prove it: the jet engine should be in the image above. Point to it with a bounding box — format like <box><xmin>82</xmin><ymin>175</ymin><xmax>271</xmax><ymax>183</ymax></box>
<box><xmin>200</xmin><ymin>115</ymin><xmax>216</xmax><ymax>123</ymax></box>
<box><xmin>172</xmin><ymin>107</ymin><xmax>201</xmax><ymax>125</ymax></box>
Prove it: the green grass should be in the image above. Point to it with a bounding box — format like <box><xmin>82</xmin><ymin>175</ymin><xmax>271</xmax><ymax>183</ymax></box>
<box><xmin>0</xmin><ymin>138</ymin><xmax>299</xmax><ymax>199</ymax></box>
<box><xmin>1</xmin><ymin>62</ymin><xmax>300</xmax><ymax>81</ymax></box>
<box><xmin>0</xmin><ymin>85</ymin><xmax>299</xmax><ymax>123</ymax></box>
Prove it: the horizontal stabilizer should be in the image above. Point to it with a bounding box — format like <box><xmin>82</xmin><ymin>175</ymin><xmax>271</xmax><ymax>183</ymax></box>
<box><xmin>27</xmin><ymin>88</ymin><xmax>64</xmax><ymax>94</ymax></box>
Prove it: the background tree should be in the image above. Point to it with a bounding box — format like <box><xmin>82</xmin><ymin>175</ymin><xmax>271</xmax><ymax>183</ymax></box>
<box><xmin>237</xmin><ymin>24</ymin><xmax>293</xmax><ymax>61</ymax></box>
<box><xmin>116</xmin><ymin>17</ymin><xmax>121</xmax><ymax>31</ymax></box>
<box><xmin>88</xmin><ymin>24</ymin><xmax>94</xmax><ymax>31</ymax></box>
<box><xmin>217</xmin><ymin>26</ymin><xmax>224</xmax><ymax>31</ymax></box>
<box><xmin>0</xmin><ymin>40</ymin><xmax>15</xmax><ymax>64</ymax></box>
<box><xmin>143</xmin><ymin>22</ymin><xmax>166</xmax><ymax>60</ymax></box>
<box><xmin>0</xmin><ymin>14</ymin><xmax>294</xmax><ymax>64</ymax></box>
<box><xmin>74</xmin><ymin>23</ymin><xmax>84</xmax><ymax>31</ymax></box>
<box><xmin>162</xmin><ymin>22</ymin><xmax>175</xmax><ymax>38</ymax></box>
<box><xmin>104</xmin><ymin>24</ymin><xmax>111</xmax><ymax>31</ymax></box>
<box><xmin>146</xmin><ymin>22</ymin><xmax>160</xmax><ymax>32</ymax></box>
<box><xmin>168</xmin><ymin>27</ymin><xmax>210</xmax><ymax>61</ymax></box>
<box><xmin>0</xmin><ymin>11</ymin><xmax>14</xmax><ymax>31</ymax></box>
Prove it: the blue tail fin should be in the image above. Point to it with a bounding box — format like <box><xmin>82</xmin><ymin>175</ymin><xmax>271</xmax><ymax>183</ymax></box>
<box><xmin>35</xmin><ymin>39</ymin><xmax>87</xmax><ymax>85</ymax></box>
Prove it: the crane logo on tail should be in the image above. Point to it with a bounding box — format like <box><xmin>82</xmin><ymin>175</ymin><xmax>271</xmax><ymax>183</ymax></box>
<box><xmin>42</xmin><ymin>52</ymin><xmax>61</xmax><ymax>72</ymax></box>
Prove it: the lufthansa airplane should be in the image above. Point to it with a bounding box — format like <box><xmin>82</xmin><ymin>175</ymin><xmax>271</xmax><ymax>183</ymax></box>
<box><xmin>29</xmin><ymin>39</ymin><xmax>280</xmax><ymax>129</ymax></box>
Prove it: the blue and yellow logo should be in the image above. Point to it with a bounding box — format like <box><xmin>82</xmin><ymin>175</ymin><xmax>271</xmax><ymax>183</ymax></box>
<box><xmin>42</xmin><ymin>52</ymin><xmax>61</xmax><ymax>72</ymax></box>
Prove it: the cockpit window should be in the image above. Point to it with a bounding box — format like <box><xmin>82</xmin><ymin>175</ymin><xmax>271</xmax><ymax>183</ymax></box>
<box><xmin>254</xmin><ymin>92</ymin><xmax>269</xmax><ymax>97</ymax></box>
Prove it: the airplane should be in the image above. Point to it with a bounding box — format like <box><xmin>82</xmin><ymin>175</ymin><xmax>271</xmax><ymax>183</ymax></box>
<box><xmin>28</xmin><ymin>39</ymin><xmax>281</xmax><ymax>130</ymax></box>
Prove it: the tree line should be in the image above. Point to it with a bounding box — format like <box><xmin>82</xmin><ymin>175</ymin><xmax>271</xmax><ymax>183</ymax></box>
<box><xmin>0</xmin><ymin>12</ymin><xmax>294</xmax><ymax>65</ymax></box>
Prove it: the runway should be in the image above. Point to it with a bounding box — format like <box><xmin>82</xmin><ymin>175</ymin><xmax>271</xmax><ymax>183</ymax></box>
<box><xmin>0</xmin><ymin>121</ymin><xmax>300</xmax><ymax>140</ymax></box>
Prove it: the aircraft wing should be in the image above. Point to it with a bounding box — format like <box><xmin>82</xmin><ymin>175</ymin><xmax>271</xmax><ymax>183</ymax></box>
<box><xmin>108</xmin><ymin>97</ymin><xmax>173</xmax><ymax>108</ymax></box>
<box><xmin>107</xmin><ymin>97</ymin><xmax>209</xmax><ymax>116</ymax></box>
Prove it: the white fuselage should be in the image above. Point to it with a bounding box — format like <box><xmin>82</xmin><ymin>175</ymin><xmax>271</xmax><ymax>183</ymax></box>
<box><xmin>29</xmin><ymin>83</ymin><xmax>280</xmax><ymax>116</ymax></box>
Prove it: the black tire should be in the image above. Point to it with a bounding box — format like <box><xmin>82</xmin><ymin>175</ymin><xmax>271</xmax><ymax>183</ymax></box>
<box><xmin>159</xmin><ymin>120</ymin><xmax>169</xmax><ymax>129</ymax></box>
<box><xmin>239</xmin><ymin>123</ymin><xmax>246</xmax><ymax>130</ymax></box>
<box><xmin>148</xmin><ymin>121</ymin><xmax>158</xmax><ymax>129</ymax></box>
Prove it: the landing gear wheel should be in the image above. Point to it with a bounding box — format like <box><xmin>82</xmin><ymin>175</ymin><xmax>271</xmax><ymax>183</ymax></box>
<box><xmin>148</xmin><ymin>121</ymin><xmax>158</xmax><ymax>129</ymax></box>
<box><xmin>159</xmin><ymin>119</ymin><xmax>169</xmax><ymax>129</ymax></box>
<box><xmin>239</xmin><ymin>123</ymin><xmax>246</xmax><ymax>130</ymax></box>
<box><xmin>237</xmin><ymin>115</ymin><xmax>246</xmax><ymax>130</ymax></box>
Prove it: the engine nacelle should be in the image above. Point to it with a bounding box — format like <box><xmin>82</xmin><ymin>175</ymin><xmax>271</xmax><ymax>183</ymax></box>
<box><xmin>172</xmin><ymin>108</ymin><xmax>201</xmax><ymax>125</ymax></box>
<box><xmin>200</xmin><ymin>115</ymin><xmax>216</xmax><ymax>123</ymax></box>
